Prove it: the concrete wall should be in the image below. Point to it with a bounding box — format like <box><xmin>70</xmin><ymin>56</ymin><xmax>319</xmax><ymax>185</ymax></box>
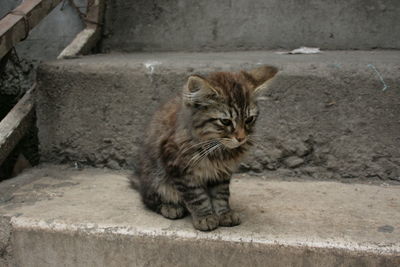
<box><xmin>102</xmin><ymin>0</ymin><xmax>400</xmax><ymax>52</ymax></box>
<box><xmin>35</xmin><ymin>51</ymin><xmax>400</xmax><ymax>181</ymax></box>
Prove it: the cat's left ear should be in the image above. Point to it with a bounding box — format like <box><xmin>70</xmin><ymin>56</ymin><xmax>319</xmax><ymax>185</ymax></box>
<box><xmin>242</xmin><ymin>65</ymin><xmax>278</xmax><ymax>94</ymax></box>
<box><xmin>183</xmin><ymin>75</ymin><xmax>219</xmax><ymax>104</ymax></box>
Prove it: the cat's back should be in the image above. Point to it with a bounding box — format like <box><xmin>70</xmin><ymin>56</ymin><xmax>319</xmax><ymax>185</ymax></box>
<box><xmin>145</xmin><ymin>96</ymin><xmax>181</xmax><ymax>144</ymax></box>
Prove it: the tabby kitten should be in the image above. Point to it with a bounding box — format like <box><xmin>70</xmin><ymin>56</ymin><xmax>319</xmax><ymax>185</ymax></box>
<box><xmin>138</xmin><ymin>65</ymin><xmax>278</xmax><ymax>231</ymax></box>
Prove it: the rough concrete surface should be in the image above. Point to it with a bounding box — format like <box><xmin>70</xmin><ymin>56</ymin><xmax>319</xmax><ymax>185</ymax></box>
<box><xmin>0</xmin><ymin>165</ymin><xmax>399</xmax><ymax>266</ymax></box>
<box><xmin>35</xmin><ymin>51</ymin><xmax>400</xmax><ymax>181</ymax></box>
<box><xmin>102</xmin><ymin>0</ymin><xmax>400</xmax><ymax>52</ymax></box>
<box><xmin>0</xmin><ymin>216</ymin><xmax>13</xmax><ymax>267</ymax></box>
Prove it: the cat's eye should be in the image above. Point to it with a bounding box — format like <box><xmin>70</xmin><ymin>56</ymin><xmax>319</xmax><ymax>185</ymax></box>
<box><xmin>245</xmin><ymin>116</ymin><xmax>255</xmax><ymax>124</ymax></box>
<box><xmin>219</xmin><ymin>119</ymin><xmax>232</xmax><ymax>126</ymax></box>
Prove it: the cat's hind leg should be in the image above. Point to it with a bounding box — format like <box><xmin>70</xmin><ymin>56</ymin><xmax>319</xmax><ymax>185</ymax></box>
<box><xmin>140</xmin><ymin>185</ymin><xmax>163</xmax><ymax>213</ymax></box>
<box><xmin>141</xmin><ymin>187</ymin><xmax>187</xmax><ymax>219</ymax></box>
<box><xmin>157</xmin><ymin>183</ymin><xmax>187</xmax><ymax>220</ymax></box>
<box><xmin>160</xmin><ymin>202</ymin><xmax>187</xmax><ymax>219</ymax></box>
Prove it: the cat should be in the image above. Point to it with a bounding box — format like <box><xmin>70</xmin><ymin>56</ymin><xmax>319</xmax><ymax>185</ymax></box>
<box><xmin>137</xmin><ymin>65</ymin><xmax>278</xmax><ymax>231</ymax></box>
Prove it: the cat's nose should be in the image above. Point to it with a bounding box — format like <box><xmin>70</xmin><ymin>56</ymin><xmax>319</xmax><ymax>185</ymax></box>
<box><xmin>235</xmin><ymin>128</ymin><xmax>246</xmax><ymax>142</ymax></box>
<box><xmin>236</xmin><ymin>136</ymin><xmax>245</xmax><ymax>142</ymax></box>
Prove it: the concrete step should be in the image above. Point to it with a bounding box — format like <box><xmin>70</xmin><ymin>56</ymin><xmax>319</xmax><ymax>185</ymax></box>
<box><xmin>0</xmin><ymin>165</ymin><xmax>399</xmax><ymax>266</ymax></box>
<box><xmin>102</xmin><ymin>0</ymin><xmax>400</xmax><ymax>51</ymax></box>
<box><xmin>36</xmin><ymin>51</ymin><xmax>400</xmax><ymax>181</ymax></box>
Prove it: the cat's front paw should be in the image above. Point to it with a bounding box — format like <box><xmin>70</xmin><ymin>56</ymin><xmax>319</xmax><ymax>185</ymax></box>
<box><xmin>219</xmin><ymin>210</ymin><xmax>241</xmax><ymax>227</ymax></box>
<box><xmin>192</xmin><ymin>214</ymin><xmax>219</xmax><ymax>231</ymax></box>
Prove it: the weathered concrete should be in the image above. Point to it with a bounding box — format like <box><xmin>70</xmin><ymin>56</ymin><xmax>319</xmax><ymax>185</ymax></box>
<box><xmin>102</xmin><ymin>0</ymin><xmax>400</xmax><ymax>52</ymax></box>
<box><xmin>0</xmin><ymin>216</ymin><xmax>13</xmax><ymax>267</ymax></box>
<box><xmin>0</xmin><ymin>165</ymin><xmax>399</xmax><ymax>266</ymax></box>
<box><xmin>35</xmin><ymin>51</ymin><xmax>400</xmax><ymax>181</ymax></box>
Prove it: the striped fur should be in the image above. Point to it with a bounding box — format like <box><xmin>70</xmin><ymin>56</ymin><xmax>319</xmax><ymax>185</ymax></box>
<box><xmin>137</xmin><ymin>65</ymin><xmax>278</xmax><ymax>231</ymax></box>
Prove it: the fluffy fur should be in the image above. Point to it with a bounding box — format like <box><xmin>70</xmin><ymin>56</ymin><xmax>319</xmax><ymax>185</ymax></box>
<box><xmin>137</xmin><ymin>65</ymin><xmax>278</xmax><ymax>231</ymax></box>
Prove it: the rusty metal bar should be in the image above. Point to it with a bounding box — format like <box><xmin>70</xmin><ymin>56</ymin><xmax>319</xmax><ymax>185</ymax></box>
<box><xmin>0</xmin><ymin>85</ymin><xmax>36</xmax><ymax>166</ymax></box>
<box><xmin>0</xmin><ymin>0</ymin><xmax>63</xmax><ymax>59</ymax></box>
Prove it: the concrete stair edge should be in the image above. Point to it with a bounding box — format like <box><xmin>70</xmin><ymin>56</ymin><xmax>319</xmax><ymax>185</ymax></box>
<box><xmin>1</xmin><ymin>165</ymin><xmax>399</xmax><ymax>266</ymax></box>
<box><xmin>9</xmin><ymin>216</ymin><xmax>400</xmax><ymax>255</ymax></box>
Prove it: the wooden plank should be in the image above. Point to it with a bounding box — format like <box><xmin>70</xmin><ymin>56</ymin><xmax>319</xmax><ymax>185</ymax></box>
<box><xmin>0</xmin><ymin>86</ymin><xmax>36</xmax><ymax>166</ymax></box>
<box><xmin>58</xmin><ymin>0</ymin><xmax>105</xmax><ymax>59</ymax></box>
<box><xmin>0</xmin><ymin>0</ymin><xmax>63</xmax><ymax>59</ymax></box>
<box><xmin>85</xmin><ymin>0</ymin><xmax>104</xmax><ymax>29</ymax></box>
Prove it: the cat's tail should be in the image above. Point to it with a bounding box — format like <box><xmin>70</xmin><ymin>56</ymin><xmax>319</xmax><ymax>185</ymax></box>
<box><xmin>128</xmin><ymin>174</ymin><xmax>140</xmax><ymax>191</ymax></box>
<box><xmin>128</xmin><ymin>164</ymin><xmax>140</xmax><ymax>191</ymax></box>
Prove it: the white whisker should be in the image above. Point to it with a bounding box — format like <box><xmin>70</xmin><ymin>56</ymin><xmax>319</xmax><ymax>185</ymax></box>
<box><xmin>188</xmin><ymin>142</ymin><xmax>223</xmax><ymax>169</ymax></box>
<box><xmin>179</xmin><ymin>139</ymin><xmax>216</xmax><ymax>155</ymax></box>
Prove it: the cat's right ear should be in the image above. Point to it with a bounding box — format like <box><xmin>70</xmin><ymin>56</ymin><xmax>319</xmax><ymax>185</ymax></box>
<box><xmin>242</xmin><ymin>65</ymin><xmax>278</xmax><ymax>94</ymax></box>
<box><xmin>183</xmin><ymin>75</ymin><xmax>219</xmax><ymax>104</ymax></box>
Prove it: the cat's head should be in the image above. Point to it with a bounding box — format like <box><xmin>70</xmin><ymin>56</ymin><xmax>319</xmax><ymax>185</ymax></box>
<box><xmin>183</xmin><ymin>65</ymin><xmax>278</xmax><ymax>149</ymax></box>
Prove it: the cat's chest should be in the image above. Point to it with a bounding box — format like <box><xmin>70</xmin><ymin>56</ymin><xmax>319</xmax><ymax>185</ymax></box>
<box><xmin>191</xmin><ymin>157</ymin><xmax>239</xmax><ymax>183</ymax></box>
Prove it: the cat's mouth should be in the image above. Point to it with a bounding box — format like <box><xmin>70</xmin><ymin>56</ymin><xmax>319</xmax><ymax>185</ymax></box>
<box><xmin>220</xmin><ymin>138</ymin><xmax>247</xmax><ymax>149</ymax></box>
